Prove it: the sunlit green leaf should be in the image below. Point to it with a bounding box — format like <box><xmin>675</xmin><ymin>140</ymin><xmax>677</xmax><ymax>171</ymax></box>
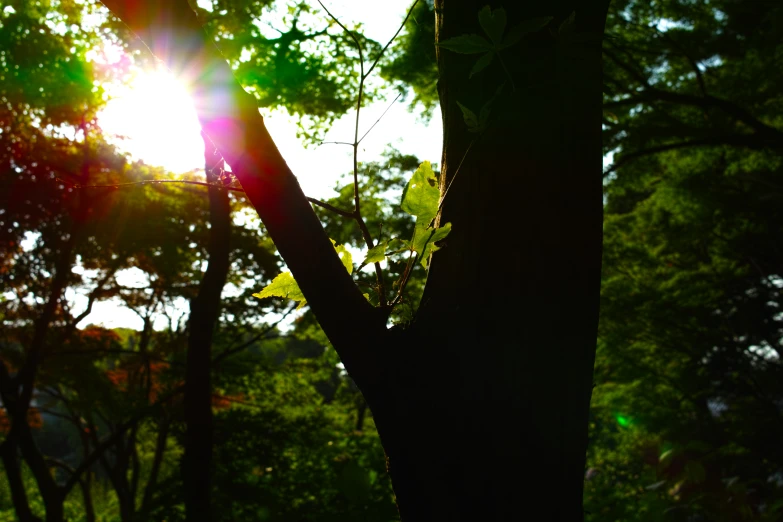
<box><xmin>331</xmin><ymin>239</ymin><xmax>353</xmax><ymax>275</ymax></box>
<box><xmin>254</xmin><ymin>239</ymin><xmax>351</xmax><ymax>309</ymax></box>
<box><xmin>437</xmin><ymin>34</ymin><xmax>493</xmax><ymax>54</ymax></box>
<box><xmin>252</xmin><ymin>272</ymin><xmax>307</xmax><ymax>309</ymax></box>
<box><xmin>363</xmin><ymin>240</ymin><xmax>388</xmax><ymax>265</ymax></box>
<box><xmin>412</xmin><ymin>221</ymin><xmax>452</xmax><ymax>268</ymax></box>
<box><xmin>401</xmin><ymin>161</ymin><xmax>440</xmax><ymax>222</ymax></box>
<box><xmin>478</xmin><ymin>6</ymin><xmax>507</xmax><ymax>46</ymax></box>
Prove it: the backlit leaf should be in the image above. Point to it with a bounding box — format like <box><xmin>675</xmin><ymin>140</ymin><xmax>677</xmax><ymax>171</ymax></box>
<box><xmin>401</xmin><ymin>161</ymin><xmax>440</xmax><ymax>222</ymax></box>
<box><xmin>252</xmin><ymin>272</ymin><xmax>307</xmax><ymax>309</ymax></box>
<box><xmin>363</xmin><ymin>240</ymin><xmax>388</xmax><ymax>266</ymax></box>
<box><xmin>411</xmin><ymin>221</ymin><xmax>452</xmax><ymax>268</ymax></box>
<box><xmin>331</xmin><ymin>239</ymin><xmax>353</xmax><ymax>275</ymax></box>
<box><xmin>253</xmin><ymin>239</ymin><xmax>352</xmax><ymax>309</ymax></box>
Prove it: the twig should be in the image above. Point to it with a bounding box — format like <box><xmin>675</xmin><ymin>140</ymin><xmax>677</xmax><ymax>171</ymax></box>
<box><xmin>438</xmin><ymin>139</ymin><xmax>476</xmax><ymax>212</ymax></box>
<box><xmin>55</xmin><ymin>178</ymin><xmax>245</xmax><ymax>193</ymax></box>
<box><xmin>316</xmin><ymin>140</ymin><xmax>355</xmax><ymax>147</ymax></box>
<box><xmin>364</xmin><ymin>0</ymin><xmax>421</xmax><ymax>80</ymax></box>
<box><xmin>318</xmin><ymin>0</ymin><xmax>388</xmax><ymax>307</ymax></box>
<box><xmin>358</xmin><ymin>92</ymin><xmax>403</xmax><ymax>145</ymax></box>
<box><xmin>213</xmin><ymin>306</ymin><xmax>295</xmax><ymax>364</ymax></box>
<box><xmin>306</xmin><ymin>197</ymin><xmax>355</xmax><ymax>218</ymax></box>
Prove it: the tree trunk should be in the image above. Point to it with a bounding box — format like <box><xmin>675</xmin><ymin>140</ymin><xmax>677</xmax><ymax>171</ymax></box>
<box><xmin>365</xmin><ymin>2</ymin><xmax>607</xmax><ymax>519</ymax></box>
<box><xmin>181</xmin><ymin>136</ymin><xmax>232</xmax><ymax>522</ymax></box>
<box><xmin>0</xmin><ymin>441</ymin><xmax>42</xmax><ymax>522</ymax></box>
<box><xmin>141</xmin><ymin>416</ymin><xmax>169</xmax><ymax>512</ymax></box>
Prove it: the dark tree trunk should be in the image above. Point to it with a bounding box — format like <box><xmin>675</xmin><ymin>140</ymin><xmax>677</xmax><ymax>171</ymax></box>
<box><xmin>366</xmin><ymin>2</ymin><xmax>608</xmax><ymax>519</ymax></box>
<box><xmin>141</xmin><ymin>416</ymin><xmax>170</xmax><ymax>512</ymax></box>
<box><xmin>182</xmin><ymin>136</ymin><xmax>232</xmax><ymax>522</ymax></box>
<box><xmin>0</xmin><ymin>441</ymin><xmax>42</xmax><ymax>522</ymax></box>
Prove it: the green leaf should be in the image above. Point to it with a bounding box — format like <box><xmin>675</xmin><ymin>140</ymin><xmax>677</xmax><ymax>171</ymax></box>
<box><xmin>478</xmin><ymin>6</ymin><xmax>507</xmax><ymax>46</ymax></box>
<box><xmin>401</xmin><ymin>161</ymin><xmax>440</xmax><ymax>222</ymax></box>
<box><xmin>362</xmin><ymin>240</ymin><xmax>388</xmax><ymax>265</ymax></box>
<box><xmin>501</xmin><ymin>16</ymin><xmax>553</xmax><ymax>48</ymax></box>
<box><xmin>252</xmin><ymin>272</ymin><xmax>307</xmax><ymax>309</ymax></box>
<box><xmin>412</xmin><ymin>221</ymin><xmax>452</xmax><ymax>268</ymax></box>
<box><xmin>253</xmin><ymin>239</ymin><xmax>352</xmax><ymax>310</ymax></box>
<box><xmin>386</xmin><ymin>238</ymin><xmax>410</xmax><ymax>255</ymax></box>
<box><xmin>331</xmin><ymin>239</ymin><xmax>353</xmax><ymax>275</ymax></box>
<box><xmin>469</xmin><ymin>52</ymin><xmax>494</xmax><ymax>78</ymax></box>
<box><xmin>437</xmin><ymin>34</ymin><xmax>493</xmax><ymax>54</ymax></box>
<box><xmin>456</xmin><ymin>101</ymin><xmax>480</xmax><ymax>132</ymax></box>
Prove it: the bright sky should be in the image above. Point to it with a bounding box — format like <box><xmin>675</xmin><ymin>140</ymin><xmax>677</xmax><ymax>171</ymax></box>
<box><xmin>98</xmin><ymin>0</ymin><xmax>441</xmax><ymax>199</ymax></box>
<box><xmin>74</xmin><ymin>0</ymin><xmax>441</xmax><ymax>330</ymax></box>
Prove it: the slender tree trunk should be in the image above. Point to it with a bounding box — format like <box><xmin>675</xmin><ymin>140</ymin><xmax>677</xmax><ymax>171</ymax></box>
<box><xmin>78</xmin><ymin>474</ymin><xmax>96</xmax><ymax>522</ymax></box>
<box><xmin>0</xmin><ymin>441</ymin><xmax>42</xmax><ymax>522</ymax></box>
<box><xmin>182</xmin><ymin>135</ymin><xmax>232</xmax><ymax>522</ymax></box>
<box><xmin>141</xmin><ymin>416</ymin><xmax>170</xmax><ymax>511</ymax></box>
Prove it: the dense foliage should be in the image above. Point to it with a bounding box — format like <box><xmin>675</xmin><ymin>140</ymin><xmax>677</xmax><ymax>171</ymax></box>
<box><xmin>2</xmin><ymin>0</ymin><xmax>782</xmax><ymax>520</ymax></box>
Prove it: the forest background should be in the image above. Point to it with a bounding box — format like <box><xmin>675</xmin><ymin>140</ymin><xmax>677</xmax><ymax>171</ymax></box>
<box><xmin>1</xmin><ymin>0</ymin><xmax>782</xmax><ymax>521</ymax></box>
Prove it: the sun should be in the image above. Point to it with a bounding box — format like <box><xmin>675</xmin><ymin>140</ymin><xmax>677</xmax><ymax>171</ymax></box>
<box><xmin>99</xmin><ymin>67</ymin><xmax>204</xmax><ymax>173</ymax></box>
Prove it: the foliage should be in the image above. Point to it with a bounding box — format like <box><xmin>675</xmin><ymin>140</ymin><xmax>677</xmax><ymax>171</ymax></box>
<box><xmin>193</xmin><ymin>0</ymin><xmax>382</xmax><ymax>141</ymax></box>
<box><xmin>586</xmin><ymin>0</ymin><xmax>783</xmax><ymax>520</ymax></box>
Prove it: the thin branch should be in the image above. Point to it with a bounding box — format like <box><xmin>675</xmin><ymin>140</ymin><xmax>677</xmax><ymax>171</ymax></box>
<box><xmin>603</xmin><ymin>46</ymin><xmax>783</xmax><ymax>142</ymax></box>
<box><xmin>652</xmin><ymin>26</ymin><xmax>707</xmax><ymax>97</ymax></box>
<box><xmin>358</xmin><ymin>92</ymin><xmax>402</xmax><ymax>145</ymax></box>
<box><xmin>55</xmin><ymin>178</ymin><xmax>245</xmax><ymax>193</ymax></box>
<box><xmin>317</xmin><ymin>0</ymin><xmax>387</xmax><ymax>307</ymax></box>
<box><xmin>306</xmin><ymin>197</ymin><xmax>355</xmax><ymax>218</ymax></box>
<box><xmin>363</xmin><ymin>0</ymin><xmax>420</xmax><ymax>79</ymax></box>
<box><xmin>438</xmin><ymin>139</ymin><xmax>476</xmax><ymax>212</ymax></box>
<box><xmin>317</xmin><ymin>140</ymin><xmax>355</xmax><ymax>147</ymax></box>
<box><xmin>213</xmin><ymin>306</ymin><xmax>295</xmax><ymax>364</ymax></box>
<box><xmin>603</xmin><ymin>135</ymin><xmax>764</xmax><ymax>176</ymax></box>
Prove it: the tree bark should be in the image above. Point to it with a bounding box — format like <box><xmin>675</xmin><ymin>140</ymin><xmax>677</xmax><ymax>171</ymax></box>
<box><xmin>181</xmin><ymin>135</ymin><xmax>232</xmax><ymax>521</ymax></box>
<box><xmin>368</xmin><ymin>2</ymin><xmax>607</xmax><ymax>519</ymax></box>
<box><xmin>99</xmin><ymin>1</ymin><xmax>608</xmax><ymax>519</ymax></box>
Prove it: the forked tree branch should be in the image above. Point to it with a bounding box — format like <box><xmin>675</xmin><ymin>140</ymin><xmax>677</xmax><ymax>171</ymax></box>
<box><xmin>99</xmin><ymin>0</ymin><xmax>387</xmax><ymax>386</ymax></box>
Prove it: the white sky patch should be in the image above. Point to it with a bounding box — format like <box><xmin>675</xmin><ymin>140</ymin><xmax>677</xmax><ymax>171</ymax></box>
<box><xmin>99</xmin><ymin>69</ymin><xmax>204</xmax><ymax>174</ymax></box>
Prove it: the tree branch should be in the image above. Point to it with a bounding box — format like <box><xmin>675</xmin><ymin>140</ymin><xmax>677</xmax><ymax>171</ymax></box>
<box><xmin>603</xmin><ymin>134</ymin><xmax>769</xmax><ymax>176</ymax></box>
<box><xmin>100</xmin><ymin>0</ymin><xmax>386</xmax><ymax>386</ymax></box>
